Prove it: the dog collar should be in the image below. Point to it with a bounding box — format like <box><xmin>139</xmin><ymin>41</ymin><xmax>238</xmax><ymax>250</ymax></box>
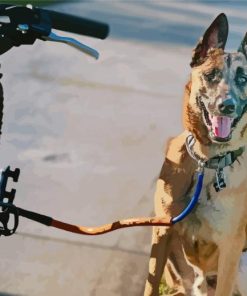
<box><xmin>186</xmin><ymin>133</ymin><xmax>245</xmax><ymax>169</ymax></box>
<box><xmin>186</xmin><ymin>133</ymin><xmax>245</xmax><ymax>191</ymax></box>
<box><xmin>204</xmin><ymin>146</ymin><xmax>244</xmax><ymax>170</ymax></box>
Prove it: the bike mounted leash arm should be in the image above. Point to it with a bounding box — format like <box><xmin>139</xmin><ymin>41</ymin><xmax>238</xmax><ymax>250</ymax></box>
<box><xmin>0</xmin><ymin>4</ymin><xmax>204</xmax><ymax>237</ymax></box>
<box><xmin>0</xmin><ymin>166</ymin><xmax>204</xmax><ymax>236</ymax></box>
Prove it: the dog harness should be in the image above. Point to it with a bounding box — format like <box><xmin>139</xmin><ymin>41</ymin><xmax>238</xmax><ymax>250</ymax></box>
<box><xmin>186</xmin><ymin>133</ymin><xmax>245</xmax><ymax>191</ymax></box>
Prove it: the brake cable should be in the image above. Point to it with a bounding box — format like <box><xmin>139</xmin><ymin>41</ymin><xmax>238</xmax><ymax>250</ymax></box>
<box><xmin>0</xmin><ymin>4</ymin><xmax>204</xmax><ymax>237</ymax></box>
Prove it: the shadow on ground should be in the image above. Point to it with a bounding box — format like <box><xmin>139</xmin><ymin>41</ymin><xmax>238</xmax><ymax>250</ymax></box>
<box><xmin>0</xmin><ymin>293</ymin><xmax>22</xmax><ymax>296</ymax></box>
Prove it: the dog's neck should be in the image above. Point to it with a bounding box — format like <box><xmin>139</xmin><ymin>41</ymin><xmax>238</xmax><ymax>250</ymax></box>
<box><xmin>186</xmin><ymin>130</ymin><xmax>246</xmax><ymax>163</ymax></box>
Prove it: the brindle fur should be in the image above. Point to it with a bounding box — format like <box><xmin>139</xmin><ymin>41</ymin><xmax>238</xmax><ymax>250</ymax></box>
<box><xmin>144</xmin><ymin>14</ymin><xmax>247</xmax><ymax>296</ymax></box>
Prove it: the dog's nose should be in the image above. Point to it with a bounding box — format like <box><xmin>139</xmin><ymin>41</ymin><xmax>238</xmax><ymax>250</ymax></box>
<box><xmin>218</xmin><ymin>98</ymin><xmax>236</xmax><ymax>115</ymax></box>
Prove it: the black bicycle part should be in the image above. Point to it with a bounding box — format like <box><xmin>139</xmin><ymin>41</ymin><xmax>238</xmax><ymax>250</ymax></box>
<box><xmin>0</xmin><ymin>204</ymin><xmax>19</xmax><ymax>236</ymax></box>
<box><xmin>0</xmin><ymin>5</ymin><xmax>51</xmax><ymax>55</ymax></box>
<box><xmin>42</xmin><ymin>9</ymin><xmax>109</xmax><ymax>40</ymax></box>
<box><xmin>0</xmin><ymin>4</ymin><xmax>109</xmax><ymax>55</ymax></box>
<box><xmin>0</xmin><ymin>166</ymin><xmax>20</xmax><ymax>236</ymax></box>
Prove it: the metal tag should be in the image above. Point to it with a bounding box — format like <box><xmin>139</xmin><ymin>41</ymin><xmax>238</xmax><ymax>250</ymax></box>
<box><xmin>214</xmin><ymin>168</ymin><xmax>226</xmax><ymax>192</ymax></box>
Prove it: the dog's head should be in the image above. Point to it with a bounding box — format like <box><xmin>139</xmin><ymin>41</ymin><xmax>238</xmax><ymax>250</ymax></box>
<box><xmin>184</xmin><ymin>13</ymin><xmax>247</xmax><ymax>149</ymax></box>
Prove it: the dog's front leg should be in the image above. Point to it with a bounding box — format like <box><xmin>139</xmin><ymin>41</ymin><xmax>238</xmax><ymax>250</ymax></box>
<box><xmin>215</xmin><ymin>232</ymin><xmax>246</xmax><ymax>296</ymax></box>
<box><xmin>144</xmin><ymin>226</ymin><xmax>172</xmax><ymax>296</ymax></box>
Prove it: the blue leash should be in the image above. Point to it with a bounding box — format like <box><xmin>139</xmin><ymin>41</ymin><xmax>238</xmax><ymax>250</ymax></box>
<box><xmin>171</xmin><ymin>167</ymin><xmax>204</xmax><ymax>224</ymax></box>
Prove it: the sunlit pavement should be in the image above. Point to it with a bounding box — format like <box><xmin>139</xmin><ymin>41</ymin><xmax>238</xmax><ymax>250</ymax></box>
<box><xmin>0</xmin><ymin>2</ymin><xmax>246</xmax><ymax>295</ymax></box>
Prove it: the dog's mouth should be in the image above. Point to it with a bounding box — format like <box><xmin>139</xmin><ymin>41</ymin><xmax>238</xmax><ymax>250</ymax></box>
<box><xmin>200</xmin><ymin>100</ymin><xmax>235</xmax><ymax>142</ymax></box>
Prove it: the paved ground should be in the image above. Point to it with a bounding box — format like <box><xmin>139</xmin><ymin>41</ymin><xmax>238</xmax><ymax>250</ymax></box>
<box><xmin>0</xmin><ymin>1</ymin><xmax>246</xmax><ymax>295</ymax></box>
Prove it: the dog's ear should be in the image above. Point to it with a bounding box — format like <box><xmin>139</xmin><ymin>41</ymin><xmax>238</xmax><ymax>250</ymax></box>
<box><xmin>190</xmin><ymin>13</ymin><xmax>228</xmax><ymax>67</ymax></box>
<box><xmin>238</xmin><ymin>33</ymin><xmax>247</xmax><ymax>58</ymax></box>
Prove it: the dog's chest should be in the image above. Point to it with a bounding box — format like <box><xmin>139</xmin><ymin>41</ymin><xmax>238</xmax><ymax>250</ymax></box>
<box><xmin>183</xmin><ymin>158</ymin><xmax>247</xmax><ymax>244</ymax></box>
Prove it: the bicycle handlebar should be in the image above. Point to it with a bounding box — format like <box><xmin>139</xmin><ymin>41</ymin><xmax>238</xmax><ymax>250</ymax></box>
<box><xmin>42</xmin><ymin>9</ymin><xmax>109</xmax><ymax>40</ymax></box>
<box><xmin>0</xmin><ymin>4</ymin><xmax>109</xmax><ymax>58</ymax></box>
<box><xmin>0</xmin><ymin>4</ymin><xmax>109</xmax><ymax>39</ymax></box>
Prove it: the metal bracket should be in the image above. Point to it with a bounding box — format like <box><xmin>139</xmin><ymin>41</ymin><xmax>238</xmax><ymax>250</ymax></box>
<box><xmin>0</xmin><ymin>166</ymin><xmax>20</xmax><ymax>236</ymax></box>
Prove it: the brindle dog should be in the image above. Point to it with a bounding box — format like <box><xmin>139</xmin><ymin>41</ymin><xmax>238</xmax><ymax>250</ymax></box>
<box><xmin>144</xmin><ymin>14</ymin><xmax>247</xmax><ymax>296</ymax></box>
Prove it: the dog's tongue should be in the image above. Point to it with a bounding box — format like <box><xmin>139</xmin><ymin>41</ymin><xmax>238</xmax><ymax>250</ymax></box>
<box><xmin>211</xmin><ymin>116</ymin><xmax>233</xmax><ymax>138</ymax></box>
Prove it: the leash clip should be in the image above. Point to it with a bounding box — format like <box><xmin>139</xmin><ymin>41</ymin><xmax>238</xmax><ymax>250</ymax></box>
<box><xmin>197</xmin><ymin>160</ymin><xmax>205</xmax><ymax>173</ymax></box>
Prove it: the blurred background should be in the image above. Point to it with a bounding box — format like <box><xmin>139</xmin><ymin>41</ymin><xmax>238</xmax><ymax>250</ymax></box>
<box><xmin>0</xmin><ymin>1</ymin><xmax>246</xmax><ymax>295</ymax></box>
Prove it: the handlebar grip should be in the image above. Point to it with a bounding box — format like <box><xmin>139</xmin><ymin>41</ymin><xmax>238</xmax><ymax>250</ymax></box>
<box><xmin>41</xmin><ymin>9</ymin><xmax>109</xmax><ymax>40</ymax></box>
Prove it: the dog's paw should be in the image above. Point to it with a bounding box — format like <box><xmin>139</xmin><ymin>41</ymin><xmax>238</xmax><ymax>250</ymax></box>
<box><xmin>236</xmin><ymin>251</ymin><xmax>247</xmax><ymax>295</ymax></box>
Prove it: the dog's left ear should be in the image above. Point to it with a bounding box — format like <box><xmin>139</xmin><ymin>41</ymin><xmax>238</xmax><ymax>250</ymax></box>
<box><xmin>191</xmin><ymin>13</ymin><xmax>228</xmax><ymax>67</ymax></box>
<box><xmin>238</xmin><ymin>33</ymin><xmax>247</xmax><ymax>58</ymax></box>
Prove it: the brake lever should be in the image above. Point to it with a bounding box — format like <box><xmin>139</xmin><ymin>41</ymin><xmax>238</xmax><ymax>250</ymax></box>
<box><xmin>43</xmin><ymin>31</ymin><xmax>99</xmax><ymax>59</ymax></box>
<box><xmin>18</xmin><ymin>22</ymin><xmax>99</xmax><ymax>59</ymax></box>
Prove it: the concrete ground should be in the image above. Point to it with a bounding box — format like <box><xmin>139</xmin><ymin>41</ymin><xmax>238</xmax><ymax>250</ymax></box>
<box><xmin>0</xmin><ymin>1</ymin><xmax>246</xmax><ymax>295</ymax></box>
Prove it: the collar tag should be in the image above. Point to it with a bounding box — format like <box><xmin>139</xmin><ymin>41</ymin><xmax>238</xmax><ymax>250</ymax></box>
<box><xmin>214</xmin><ymin>168</ymin><xmax>226</xmax><ymax>192</ymax></box>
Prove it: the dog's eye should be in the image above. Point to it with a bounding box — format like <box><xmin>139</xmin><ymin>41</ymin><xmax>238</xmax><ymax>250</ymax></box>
<box><xmin>236</xmin><ymin>75</ymin><xmax>247</xmax><ymax>86</ymax></box>
<box><xmin>204</xmin><ymin>69</ymin><xmax>221</xmax><ymax>83</ymax></box>
<box><xmin>205</xmin><ymin>72</ymin><xmax>215</xmax><ymax>81</ymax></box>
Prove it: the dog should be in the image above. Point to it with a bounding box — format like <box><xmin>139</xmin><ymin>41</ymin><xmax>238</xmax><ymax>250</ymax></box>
<box><xmin>144</xmin><ymin>13</ymin><xmax>247</xmax><ymax>296</ymax></box>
